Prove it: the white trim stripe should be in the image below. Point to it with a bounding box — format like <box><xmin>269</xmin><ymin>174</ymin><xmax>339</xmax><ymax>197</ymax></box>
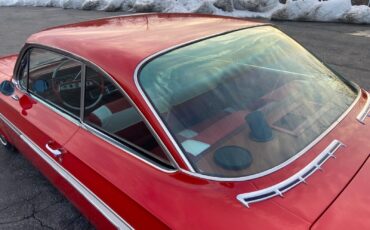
<box><xmin>0</xmin><ymin>113</ymin><xmax>133</xmax><ymax>230</ymax></box>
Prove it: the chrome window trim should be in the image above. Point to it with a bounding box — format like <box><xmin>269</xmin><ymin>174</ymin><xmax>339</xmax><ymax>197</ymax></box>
<box><xmin>80</xmin><ymin>64</ymin><xmax>86</xmax><ymax>122</ymax></box>
<box><xmin>0</xmin><ymin>113</ymin><xmax>133</xmax><ymax>230</ymax></box>
<box><xmin>237</xmin><ymin>140</ymin><xmax>345</xmax><ymax>207</ymax></box>
<box><xmin>14</xmin><ymin>44</ymin><xmax>179</xmax><ymax>172</ymax></box>
<box><xmin>134</xmin><ymin>25</ymin><xmax>362</xmax><ymax>181</ymax></box>
<box><xmin>81</xmin><ymin>123</ymin><xmax>177</xmax><ymax>174</ymax></box>
<box><xmin>357</xmin><ymin>90</ymin><xmax>370</xmax><ymax>124</ymax></box>
<box><xmin>28</xmin><ymin>93</ymin><xmax>82</xmax><ymax>126</ymax></box>
<box><xmin>13</xmin><ymin>48</ymin><xmax>83</xmax><ymax>126</ymax></box>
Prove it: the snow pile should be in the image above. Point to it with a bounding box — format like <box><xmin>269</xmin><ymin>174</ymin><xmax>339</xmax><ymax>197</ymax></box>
<box><xmin>272</xmin><ymin>0</ymin><xmax>370</xmax><ymax>23</ymax></box>
<box><xmin>0</xmin><ymin>0</ymin><xmax>369</xmax><ymax>24</ymax></box>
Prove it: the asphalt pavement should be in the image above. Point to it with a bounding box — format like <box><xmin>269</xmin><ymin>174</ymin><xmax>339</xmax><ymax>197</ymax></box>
<box><xmin>0</xmin><ymin>6</ymin><xmax>369</xmax><ymax>230</ymax></box>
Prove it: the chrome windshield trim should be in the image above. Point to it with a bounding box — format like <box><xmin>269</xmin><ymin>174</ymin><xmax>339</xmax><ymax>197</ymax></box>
<box><xmin>134</xmin><ymin>26</ymin><xmax>362</xmax><ymax>181</ymax></box>
<box><xmin>357</xmin><ymin>90</ymin><xmax>370</xmax><ymax>124</ymax></box>
<box><xmin>0</xmin><ymin>113</ymin><xmax>133</xmax><ymax>230</ymax></box>
<box><xmin>237</xmin><ymin>140</ymin><xmax>345</xmax><ymax>207</ymax></box>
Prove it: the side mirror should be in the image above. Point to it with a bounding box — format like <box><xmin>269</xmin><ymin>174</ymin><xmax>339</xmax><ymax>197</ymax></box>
<box><xmin>0</xmin><ymin>80</ymin><xmax>15</xmax><ymax>96</ymax></box>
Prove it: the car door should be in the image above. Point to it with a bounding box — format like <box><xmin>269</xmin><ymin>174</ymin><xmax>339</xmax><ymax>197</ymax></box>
<box><xmin>6</xmin><ymin>48</ymin><xmax>82</xmax><ymax>159</ymax></box>
<box><xmin>3</xmin><ymin>46</ymin><xmax>176</xmax><ymax>229</ymax></box>
<box><xmin>58</xmin><ymin>65</ymin><xmax>176</xmax><ymax>229</ymax></box>
<box><xmin>8</xmin><ymin>48</ymin><xmax>135</xmax><ymax>229</ymax></box>
<box><xmin>1</xmin><ymin>47</ymin><xmax>81</xmax><ymax>179</ymax></box>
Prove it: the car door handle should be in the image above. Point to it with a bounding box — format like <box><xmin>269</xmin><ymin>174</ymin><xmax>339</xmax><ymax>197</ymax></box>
<box><xmin>11</xmin><ymin>95</ymin><xmax>19</xmax><ymax>101</ymax></box>
<box><xmin>45</xmin><ymin>142</ymin><xmax>64</xmax><ymax>157</ymax></box>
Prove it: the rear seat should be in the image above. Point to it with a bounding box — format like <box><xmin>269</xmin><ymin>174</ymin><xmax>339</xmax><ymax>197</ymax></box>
<box><xmin>86</xmin><ymin>98</ymin><xmax>167</xmax><ymax>160</ymax></box>
<box><xmin>176</xmin><ymin>109</ymin><xmax>250</xmax><ymax>157</ymax></box>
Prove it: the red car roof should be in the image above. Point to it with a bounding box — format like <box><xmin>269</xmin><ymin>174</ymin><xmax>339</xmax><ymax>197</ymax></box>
<box><xmin>26</xmin><ymin>13</ymin><xmax>266</xmax><ymax>169</ymax></box>
<box><xmin>27</xmin><ymin>13</ymin><xmax>265</xmax><ymax>87</ymax></box>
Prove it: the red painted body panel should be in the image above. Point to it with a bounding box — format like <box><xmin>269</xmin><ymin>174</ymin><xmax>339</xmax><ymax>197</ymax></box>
<box><xmin>0</xmin><ymin>55</ymin><xmax>114</xmax><ymax>229</ymax></box>
<box><xmin>312</xmin><ymin>156</ymin><xmax>370</xmax><ymax>229</ymax></box>
<box><xmin>0</xmin><ymin>54</ymin><xmax>17</xmax><ymax>77</ymax></box>
<box><xmin>0</xmin><ymin>14</ymin><xmax>369</xmax><ymax>230</ymax></box>
<box><xmin>62</xmin><ymin>129</ymin><xmax>170</xmax><ymax>229</ymax></box>
<box><xmin>64</xmin><ymin>128</ymin><xmax>309</xmax><ymax>230</ymax></box>
<box><xmin>0</xmin><ymin>55</ymin><xmax>19</xmax><ymax>146</ymax></box>
<box><xmin>60</xmin><ymin>92</ymin><xmax>369</xmax><ymax>230</ymax></box>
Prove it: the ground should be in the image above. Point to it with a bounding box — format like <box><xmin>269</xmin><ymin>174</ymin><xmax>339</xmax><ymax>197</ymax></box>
<box><xmin>0</xmin><ymin>6</ymin><xmax>369</xmax><ymax>230</ymax></box>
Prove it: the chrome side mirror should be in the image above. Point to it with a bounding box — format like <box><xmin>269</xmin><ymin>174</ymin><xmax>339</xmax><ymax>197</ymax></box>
<box><xmin>0</xmin><ymin>80</ymin><xmax>15</xmax><ymax>96</ymax></box>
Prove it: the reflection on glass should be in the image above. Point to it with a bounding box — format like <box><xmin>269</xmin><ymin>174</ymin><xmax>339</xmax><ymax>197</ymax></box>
<box><xmin>140</xmin><ymin>26</ymin><xmax>357</xmax><ymax>178</ymax></box>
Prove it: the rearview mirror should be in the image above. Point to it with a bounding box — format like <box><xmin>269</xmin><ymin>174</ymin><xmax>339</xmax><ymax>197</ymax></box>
<box><xmin>0</xmin><ymin>80</ymin><xmax>15</xmax><ymax>96</ymax></box>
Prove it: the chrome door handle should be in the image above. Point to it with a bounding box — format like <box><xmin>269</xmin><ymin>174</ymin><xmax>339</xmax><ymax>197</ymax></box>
<box><xmin>11</xmin><ymin>95</ymin><xmax>19</xmax><ymax>101</ymax></box>
<box><xmin>45</xmin><ymin>143</ymin><xmax>63</xmax><ymax>157</ymax></box>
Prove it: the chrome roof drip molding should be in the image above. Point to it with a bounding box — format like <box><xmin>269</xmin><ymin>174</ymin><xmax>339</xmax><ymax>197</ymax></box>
<box><xmin>357</xmin><ymin>91</ymin><xmax>370</xmax><ymax>124</ymax></box>
<box><xmin>237</xmin><ymin>140</ymin><xmax>345</xmax><ymax>208</ymax></box>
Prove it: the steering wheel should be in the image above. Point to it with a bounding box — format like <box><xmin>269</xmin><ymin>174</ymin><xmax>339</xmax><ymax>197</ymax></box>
<box><xmin>51</xmin><ymin>60</ymin><xmax>104</xmax><ymax>111</ymax></box>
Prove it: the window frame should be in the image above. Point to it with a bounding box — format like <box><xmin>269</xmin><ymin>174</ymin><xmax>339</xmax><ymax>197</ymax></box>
<box><xmin>134</xmin><ymin>25</ymin><xmax>362</xmax><ymax>180</ymax></box>
<box><xmin>82</xmin><ymin>65</ymin><xmax>174</xmax><ymax>166</ymax></box>
<box><xmin>14</xmin><ymin>44</ymin><xmax>177</xmax><ymax>171</ymax></box>
<box><xmin>21</xmin><ymin>47</ymin><xmax>84</xmax><ymax>119</ymax></box>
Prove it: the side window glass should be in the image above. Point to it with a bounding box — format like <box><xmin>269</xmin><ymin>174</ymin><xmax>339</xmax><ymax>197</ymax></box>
<box><xmin>27</xmin><ymin>48</ymin><xmax>82</xmax><ymax>117</ymax></box>
<box><xmin>83</xmin><ymin>66</ymin><xmax>172</xmax><ymax>166</ymax></box>
<box><xmin>18</xmin><ymin>52</ymin><xmax>29</xmax><ymax>89</ymax></box>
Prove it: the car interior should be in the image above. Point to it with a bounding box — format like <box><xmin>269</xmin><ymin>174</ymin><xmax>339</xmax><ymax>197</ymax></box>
<box><xmin>143</xmin><ymin>61</ymin><xmax>350</xmax><ymax>177</ymax></box>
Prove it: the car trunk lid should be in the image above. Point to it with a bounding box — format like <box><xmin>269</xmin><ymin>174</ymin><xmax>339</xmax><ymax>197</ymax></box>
<box><xmin>243</xmin><ymin>90</ymin><xmax>370</xmax><ymax>224</ymax></box>
<box><xmin>311</xmin><ymin>153</ymin><xmax>370</xmax><ymax>229</ymax></box>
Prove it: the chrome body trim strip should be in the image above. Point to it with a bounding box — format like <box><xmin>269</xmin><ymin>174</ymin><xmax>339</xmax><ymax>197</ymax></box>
<box><xmin>357</xmin><ymin>90</ymin><xmax>370</xmax><ymax>124</ymax></box>
<box><xmin>237</xmin><ymin>140</ymin><xmax>345</xmax><ymax>207</ymax></box>
<box><xmin>0</xmin><ymin>113</ymin><xmax>133</xmax><ymax>230</ymax></box>
<box><xmin>13</xmin><ymin>44</ymin><xmax>180</xmax><ymax>172</ymax></box>
<box><xmin>133</xmin><ymin>26</ymin><xmax>361</xmax><ymax>181</ymax></box>
<box><xmin>0</xmin><ymin>134</ymin><xmax>7</xmax><ymax>146</ymax></box>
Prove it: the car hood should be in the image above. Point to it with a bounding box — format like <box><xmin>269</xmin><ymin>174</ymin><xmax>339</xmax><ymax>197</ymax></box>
<box><xmin>0</xmin><ymin>54</ymin><xmax>17</xmax><ymax>80</ymax></box>
<box><xmin>311</xmin><ymin>153</ymin><xmax>370</xmax><ymax>229</ymax></box>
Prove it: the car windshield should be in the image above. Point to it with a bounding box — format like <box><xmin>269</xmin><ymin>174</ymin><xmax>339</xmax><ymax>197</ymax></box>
<box><xmin>139</xmin><ymin>26</ymin><xmax>357</xmax><ymax>178</ymax></box>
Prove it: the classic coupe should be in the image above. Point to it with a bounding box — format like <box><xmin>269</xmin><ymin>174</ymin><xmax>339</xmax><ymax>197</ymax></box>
<box><xmin>0</xmin><ymin>13</ymin><xmax>369</xmax><ymax>230</ymax></box>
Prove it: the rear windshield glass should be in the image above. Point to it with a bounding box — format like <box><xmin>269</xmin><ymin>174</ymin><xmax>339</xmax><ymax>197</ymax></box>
<box><xmin>139</xmin><ymin>26</ymin><xmax>357</xmax><ymax>178</ymax></box>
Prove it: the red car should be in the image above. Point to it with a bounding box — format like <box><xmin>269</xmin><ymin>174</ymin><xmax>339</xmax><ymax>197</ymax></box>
<box><xmin>0</xmin><ymin>13</ymin><xmax>369</xmax><ymax>230</ymax></box>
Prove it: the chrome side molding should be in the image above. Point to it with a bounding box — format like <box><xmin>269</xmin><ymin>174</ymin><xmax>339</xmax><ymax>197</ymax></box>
<box><xmin>0</xmin><ymin>113</ymin><xmax>133</xmax><ymax>230</ymax></box>
<box><xmin>237</xmin><ymin>140</ymin><xmax>345</xmax><ymax>208</ymax></box>
<box><xmin>357</xmin><ymin>91</ymin><xmax>370</xmax><ymax>124</ymax></box>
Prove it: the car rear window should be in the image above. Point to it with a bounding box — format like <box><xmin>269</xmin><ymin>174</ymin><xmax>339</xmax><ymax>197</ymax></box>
<box><xmin>139</xmin><ymin>26</ymin><xmax>357</xmax><ymax>178</ymax></box>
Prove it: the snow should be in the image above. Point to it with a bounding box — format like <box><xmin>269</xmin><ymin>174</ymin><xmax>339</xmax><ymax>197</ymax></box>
<box><xmin>0</xmin><ymin>0</ymin><xmax>369</xmax><ymax>24</ymax></box>
<box><xmin>272</xmin><ymin>0</ymin><xmax>370</xmax><ymax>23</ymax></box>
